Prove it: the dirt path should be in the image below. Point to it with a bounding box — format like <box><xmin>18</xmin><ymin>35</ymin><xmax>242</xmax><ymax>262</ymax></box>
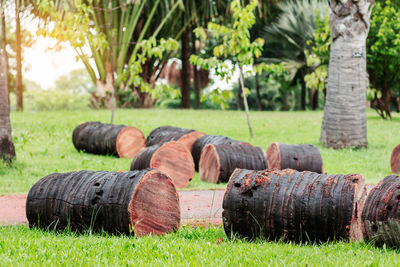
<box><xmin>0</xmin><ymin>190</ymin><xmax>225</xmax><ymax>227</ymax></box>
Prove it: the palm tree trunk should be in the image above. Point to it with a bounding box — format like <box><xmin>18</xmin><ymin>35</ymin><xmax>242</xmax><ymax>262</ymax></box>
<box><xmin>0</xmin><ymin>5</ymin><xmax>16</xmax><ymax>164</ymax></box>
<box><xmin>300</xmin><ymin>68</ymin><xmax>306</xmax><ymax>110</ymax></box>
<box><xmin>191</xmin><ymin>28</ymin><xmax>200</xmax><ymax>109</ymax></box>
<box><xmin>15</xmin><ymin>0</ymin><xmax>23</xmax><ymax>111</ymax></box>
<box><xmin>180</xmin><ymin>22</ymin><xmax>191</xmax><ymax>109</ymax></box>
<box><xmin>321</xmin><ymin>0</ymin><xmax>373</xmax><ymax>149</ymax></box>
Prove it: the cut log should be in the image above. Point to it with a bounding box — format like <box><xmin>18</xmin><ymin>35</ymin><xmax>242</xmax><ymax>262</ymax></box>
<box><xmin>199</xmin><ymin>143</ymin><xmax>267</xmax><ymax>184</ymax></box>
<box><xmin>146</xmin><ymin>126</ymin><xmax>206</xmax><ymax>152</ymax></box>
<box><xmin>130</xmin><ymin>141</ymin><xmax>194</xmax><ymax>188</ymax></box>
<box><xmin>266</xmin><ymin>143</ymin><xmax>323</xmax><ymax>173</ymax></box>
<box><xmin>26</xmin><ymin>169</ymin><xmax>180</xmax><ymax>236</ymax></box>
<box><xmin>362</xmin><ymin>175</ymin><xmax>400</xmax><ymax>247</ymax></box>
<box><xmin>72</xmin><ymin>122</ymin><xmax>146</xmax><ymax>158</ymax></box>
<box><xmin>222</xmin><ymin>169</ymin><xmax>366</xmax><ymax>242</ymax></box>
<box><xmin>191</xmin><ymin>135</ymin><xmax>239</xmax><ymax>171</ymax></box>
<box><xmin>391</xmin><ymin>145</ymin><xmax>400</xmax><ymax>173</ymax></box>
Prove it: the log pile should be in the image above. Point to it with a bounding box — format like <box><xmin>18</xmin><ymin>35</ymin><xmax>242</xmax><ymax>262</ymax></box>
<box><xmin>130</xmin><ymin>141</ymin><xmax>194</xmax><ymax>188</ymax></box>
<box><xmin>391</xmin><ymin>145</ymin><xmax>400</xmax><ymax>173</ymax></box>
<box><xmin>222</xmin><ymin>169</ymin><xmax>366</xmax><ymax>242</ymax></box>
<box><xmin>72</xmin><ymin>122</ymin><xmax>146</xmax><ymax>158</ymax></box>
<box><xmin>146</xmin><ymin>126</ymin><xmax>206</xmax><ymax>152</ymax></box>
<box><xmin>266</xmin><ymin>143</ymin><xmax>323</xmax><ymax>173</ymax></box>
<box><xmin>26</xmin><ymin>169</ymin><xmax>180</xmax><ymax>236</ymax></box>
<box><xmin>191</xmin><ymin>135</ymin><xmax>239</xmax><ymax>171</ymax></box>
<box><xmin>199</xmin><ymin>143</ymin><xmax>267</xmax><ymax>183</ymax></box>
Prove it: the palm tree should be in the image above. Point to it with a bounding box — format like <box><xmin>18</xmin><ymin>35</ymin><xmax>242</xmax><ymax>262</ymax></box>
<box><xmin>320</xmin><ymin>0</ymin><xmax>374</xmax><ymax>149</ymax></box>
<box><xmin>261</xmin><ymin>0</ymin><xmax>328</xmax><ymax>110</ymax></box>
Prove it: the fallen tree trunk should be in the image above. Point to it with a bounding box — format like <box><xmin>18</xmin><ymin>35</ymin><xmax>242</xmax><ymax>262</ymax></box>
<box><xmin>72</xmin><ymin>122</ymin><xmax>146</xmax><ymax>158</ymax></box>
<box><xmin>199</xmin><ymin>143</ymin><xmax>267</xmax><ymax>183</ymax></box>
<box><xmin>26</xmin><ymin>169</ymin><xmax>180</xmax><ymax>236</ymax></box>
<box><xmin>362</xmin><ymin>175</ymin><xmax>400</xmax><ymax>247</ymax></box>
<box><xmin>146</xmin><ymin>126</ymin><xmax>206</xmax><ymax>152</ymax></box>
<box><xmin>391</xmin><ymin>145</ymin><xmax>400</xmax><ymax>173</ymax></box>
<box><xmin>266</xmin><ymin>143</ymin><xmax>323</xmax><ymax>173</ymax></box>
<box><xmin>192</xmin><ymin>135</ymin><xmax>239</xmax><ymax>171</ymax></box>
<box><xmin>130</xmin><ymin>141</ymin><xmax>194</xmax><ymax>188</ymax></box>
<box><xmin>223</xmin><ymin>169</ymin><xmax>366</xmax><ymax>242</ymax></box>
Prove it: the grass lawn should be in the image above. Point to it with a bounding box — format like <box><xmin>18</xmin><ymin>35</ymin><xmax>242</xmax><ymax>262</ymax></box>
<box><xmin>0</xmin><ymin>108</ymin><xmax>399</xmax><ymax>194</ymax></box>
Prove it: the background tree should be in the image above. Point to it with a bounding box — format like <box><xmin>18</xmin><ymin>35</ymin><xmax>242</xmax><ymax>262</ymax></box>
<box><xmin>320</xmin><ymin>0</ymin><xmax>374</xmax><ymax>149</ymax></box>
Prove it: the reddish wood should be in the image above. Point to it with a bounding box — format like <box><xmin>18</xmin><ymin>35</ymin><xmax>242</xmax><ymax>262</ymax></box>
<box><xmin>199</xmin><ymin>143</ymin><xmax>267</xmax><ymax>184</ymax></box>
<box><xmin>26</xmin><ymin>170</ymin><xmax>180</xmax><ymax>236</ymax></box>
<box><xmin>223</xmin><ymin>169</ymin><xmax>366</xmax><ymax>242</ymax></box>
<box><xmin>362</xmin><ymin>175</ymin><xmax>400</xmax><ymax>247</ymax></box>
<box><xmin>266</xmin><ymin>143</ymin><xmax>323</xmax><ymax>173</ymax></box>
<box><xmin>391</xmin><ymin>145</ymin><xmax>400</xmax><ymax>173</ymax></box>
<box><xmin>130</xmin><ymin>141</ymin><xmax>194</xmax><ymax>188</ymax></box>
<box><xmin>72</xmin><ymin>122</ymin><xmax>146</xmax><ymax>158</ymax></box>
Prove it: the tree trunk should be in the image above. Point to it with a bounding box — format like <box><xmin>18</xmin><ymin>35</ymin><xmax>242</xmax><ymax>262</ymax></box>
<box><xmin>72</xmin><ymin>122</ymin><xmax>146</xmax><ymax>158</ymax></box>
<box><xmin>15</xmin><ymin>0</ymin><xmax>23</xmax><ymax>111</ymax></box>
<box><xmin>239</xmin><ymin>67</ymin><xmax>254</xmax><ymax>138</ymax></box>
<box><xmin>300</xmin><ymin>69</ymin><xmax>306</xmax><ymax>110</ymax></box>
<box><xmin>391</xmin><ymin>144</ymin><xmax>400</xmax><ymax>173</ymax></box>
<box><xmin>130</xmin><ymin>141</ymin><xmax>194</xmax><ymax>188</ymax></box>
<box><xmin>191</xmin><ymin>28</ymin><xmax>200</xmax><ymax>109</ymax></box>
<box><xmin>191</xmin><ymin>135</ymin><xmax>239</xmax><ymax>171</ymax></box>
<box><xmin>223</xmin><ymin>169</ymin><xmax>366</xmax><ymax>242</ymax></box>
<box><xmin>266</xmin><ymin>143</ymin><xmax>323</xmax><ymax>173</ymax></box>
<box><xmin>26</xmin><ymin>170</ymin><xmax>180</xmax><ymax>236</ymax></box>
<box><xmin>255</xmin><ymin>73</ymin><xmax>263</xmax><ymax>111</ymax></box>
<box><xmin>180</xmin><ymin>23</ymin><xmax>191</xmax><ymax>109</ymax></box>
<box><xmin>308</xmin><ymin>89</ymin><xmax>319</xmax><ymax>110</ymax></box>
<box><xmin>0</xmin><ymin>6</ymin><xmax>15</xmax><ymax>164</ymax></box>
<box><xmin>199</xmin><ymin>143</ymin><xmax>267</xmax><ymax>183</ymax></box>
<box><xmin>321</xmin><ymin>0</ymin><xmax>373</xmax><ymax>149</ymax></box>
<box><xmin>362</xmin><ymin>175</ymin><xmax>400</xmax><ymax>247</ymax></box>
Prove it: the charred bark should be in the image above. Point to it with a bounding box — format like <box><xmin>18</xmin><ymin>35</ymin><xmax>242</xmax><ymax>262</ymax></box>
<box><xmin>362</xmin><ymin>175</ymin><xmax>400</xmax><ymax>247</ymax></box>
<box><xmin>391</xmin><ymin>145</ymin><xmax>400</xmax><ymax>174</ymax></box>
<box><xmin>223</xmin><ymin>169</ymin><xmax>366</xmax><ymax>242</ymax></box>
<box><xmin>72</xmin><ymin>122</ymin><xmax>146</xmax><ymax>158</ymax></box>
<box><xmin>146</xmin><ymin>126</ymin><xmax>205</xmax><ymax>152</ymax></box>
<box><xmin>192</xmin><ymin>135</ymin><xmax>239</xmax><ymax>171</ymax></box>
<box><xmin>26</xmin><ymin>169</ymin><xmax>180</xmax><ymax>236</ymax></box>
<box><xmin>130</xmin><ymin>141</ymin><xmax>195</xmax><ymax>188</ymax></box>
<box><xmin>199</xmin><ymin>143</ymin><xmax>268</xmax><ymax>183</ymax></box>
<box><xmin>266</xmin><ymin>143</ymin><xmax>323</xmax><ymax>173</ymax></box>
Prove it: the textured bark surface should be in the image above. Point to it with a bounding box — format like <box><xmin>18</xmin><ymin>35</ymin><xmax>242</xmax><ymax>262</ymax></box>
<box><xmin>72</xmin><ymin>122</ymin><xmax>146</xmax><ymax>158</ymax></box>
<box><xmin>192</xmin><ymin>135</ymin><xmax>239</xmax><ymax>171</ymax></box>
<box><xmin>362</xmin><ymin>175</ymin><xmax>400</xmax><ymax>247</ymax></box>
<box><xmin>0</xmin><ymin>13</ymin><xmax>15</xmax><ymax>163</ymax></box>
<box><xmin>130</xmin><ymin>141</ymin><xmax>194</xmax><ymax>188</ymax></box>
<box><xmin>146</xmin><ymin>126</ymin><xmax>205</xmax><ymax>152</ymax></box>
<box><xmin>180</xmin><ymin>23</ymin><xmax>191</xmax><ymax>109</ymax></box>
<box><xmin>391</xmin><ymin>145</ymin><xmax>400</xmax><ymax>174</ymax></box>
<box><xmin>223</xmin><ymin>169</ymin><xmax>366</xmax><ymax>242</ymax></box>
<box><xmin>26</xmin><ymin>170</ymin><xmax>180</xmax><ymax>236</ymax></box>
<box><xmin>266</xmin><ymin>143</ymin><xmax>323</xmax><ymax>173</ymax></box>
<box><xmin>321</xmin><ymin>0</ymin><xmax>374</xmax><ymax>149</ymax></box>
<box><xmin>199</xmin><ymin>143</ymin><xmax>268</xmax><ymax>184</ymax></box>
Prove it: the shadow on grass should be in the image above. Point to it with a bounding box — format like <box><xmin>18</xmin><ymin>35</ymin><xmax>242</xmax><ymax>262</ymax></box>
<box><xmin>367</xmin><ymin>115</ymin><xmax>400</xmax><ymax>123</ymax></box>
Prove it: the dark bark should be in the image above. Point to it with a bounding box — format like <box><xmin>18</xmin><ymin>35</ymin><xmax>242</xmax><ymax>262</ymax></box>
<box><xmin>300</xmin><ymin>68</ymin><xmax>306</xmax><ymax>110</ymax></box>
<box><xmin>72</xmin><ymin>122</ymin><xmax>146</xmax><ymax>158</ymax></box>
<box><xmin>15</xmin><ymin>0</ymin><xmax>23</xmax><ymax>111</ymax></box>
<box><xmin>180</xmin><ymin>22</ymin><xmax>191</xmax><ymax>109</ymax></box>
<box><xmin>223</xmin><ymin>169</ymin><xmax>366</xmax><ymax>242</ymax></box>
<box><xmin>266</xmin><ymin>143</ymin><xmax>323</xmax><ymax>173</ymax></box>
<box><xmin>362</xmin><ymin>175</ymin><xmax>400</xmax><ymax>247</ymax></box>
<box><xmin>237</xmin><ymin>76</ymin><xmax>243</xmax><ymax>110</ymax></box>
<box><xmin>391</xmin><ymin>145</ymin><xmax>400</xmax><ymax>173</ymax></box>
<box><xmin>199</xmin><ymin>143</ymin><xmax>268</xmax><ymax>183</ymax></box>
<box><xmin>255</xmin><ymin>73</ymin><xmax>263</xmax><ymax>111</ymax></box>
<box><xmin>308</xmin><ymin>89</ymin><xmax>319</xmax><ymax>110</ymax></box>
<box><xmin>26</xmin><ymin>170</ymin><xmax>180</xmax><ymax>236</ymax></box>
<box><xmin>191</xmin><ymin>27</ymin><xmax>200</xmax><ymax>109</ymax></box>
<box><xmin>131</xmin><ymin>141</ymin><xmax>194</xmax><ymax>188</ymax></box>
<box><xmin>192</xmin><ymin>135</ymin><xmax>239</xmax><ymax>171</ymax></box>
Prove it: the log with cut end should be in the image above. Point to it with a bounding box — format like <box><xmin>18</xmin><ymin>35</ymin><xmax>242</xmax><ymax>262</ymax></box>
<box><xmin>266</xmin><ymin>143</ymin><xmax>323</xmax><ymax>173</ymax></box>
<box><xmin>391</xmin><ymin>145</ymin><xmax>400</xmax><ymax>173</ymax></box>
<box><xmin>72</xmin><ymin>122</ymin><xmax>146</xmax><ymax>158</ymax></box>
<box><xmin>26</xmin><ymin>169</ymin><xmax>180</xmax><ymax>236</ymax></box>
<box><xmin>146</xmin><ymin>126</ymin><xmax>206</xmax><ymax>152</ymax></box>
<box><xmin>222</xmin><ymin>169</ymin><xmax>366</xmax><ymax>242</ymax></box>
<box><xmin>199</xmin><ymin>143</ymin><xmax>267</xmax><ymax>184</ymax></box>
<box><xmin>362</xmin><ymin>175</ymin><xmax>400</xmax><ymax>247</ymax></box>
<box><xmin>130</xmin><ymin>141</ymin><xmax>194</xmax><ymax>188</ymax></box>
<box><xmin>191</xmin><ymin>135</ymin><xmax>239</xmax><ymax>171</ymax></box>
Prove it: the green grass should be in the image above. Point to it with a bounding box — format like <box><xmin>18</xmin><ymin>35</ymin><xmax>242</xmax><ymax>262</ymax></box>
<box><xmin>0</xmin><ymin>109</ymin><xmax>399</xmax><ymax>194</ymax></box>
<box><xmin>1</xmin><ymin>226</ymin><xmax>400</xmax><ymax>266</ymax></box>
